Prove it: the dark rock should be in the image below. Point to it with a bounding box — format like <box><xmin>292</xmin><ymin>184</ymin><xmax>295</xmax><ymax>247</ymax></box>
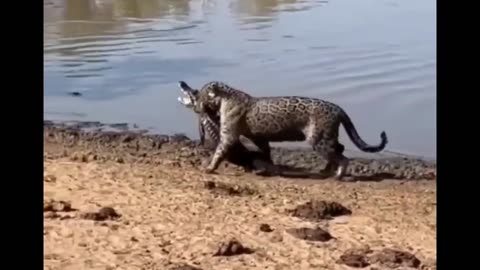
<box><xmin>44</xmin><ymin>200</ymin><xmax>76</xmax><ymax>212</ymax></box>
<box><xmin>213</xmin><ymin>239</ymin><xmax>254</xmax><ymax>256</ymax></box>
<box><xmin>204</xmin><ymin>181</ymin><xmax>256</xmax><ymax>196</ymax></box>
<box><xmin>288</xmin><ymin>200</ymin><xmax>352</xmax><ymax>221</ymax></box>
<box><xmin>369</xmin><ymin>248</ymin><xmax>421</xmax><ymax>269</ymax></box>
<box><xmin>286</xmin><ymin>227</ymin><xmax>333</xmax><ymax>242</ymax></box>
<box><xmin>337</xmin><ymin>246</ymin><xmax>373</xmax><ymax>268</ymax></box>
<box><xmin>259</xmin><ymin>224</ymin><xmax>274</xmax><ymax>232</ymax></box>
<box><xmin>81</xmin><ymin>207</ymin><xmax>121</xmax><ymax>221</ymax></box>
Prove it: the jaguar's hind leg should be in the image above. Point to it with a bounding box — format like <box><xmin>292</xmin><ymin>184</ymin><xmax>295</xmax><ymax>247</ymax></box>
<box><xmin>311</xmin><ymin>131</ymin><xmax>349</xmax><ymax>180</ymax></box>
<box><xmin>252</xmin><ymin>139</ymin><xmax>272</xmax><ymax>162</ymax></box>
<box><xmin>321</xmin><ymin>142</ymin><xmax>346</xmax><ymax>175</ymax></box>
<box><xmin>332</xmin><ymin>153</ymin><xmax>349</xmax><ymax>180</ymax></box>
<box><xmin>245</xmin><ymin>138</ymin><xmax>273</xmax><ymax>174</ymax></box>
<box><xmin>308</xmin><ymin>130</ymin><xmax>329</xmax><ymax>176</ymax></box>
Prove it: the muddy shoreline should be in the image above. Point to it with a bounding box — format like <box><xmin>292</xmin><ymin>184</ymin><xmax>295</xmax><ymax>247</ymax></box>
<box><xmin>44</xmin><ymin>120</ymin><xmax>436</xmax><ymax>181</ymax></box>
<box><xmin>44</xmin><ymin>119</ymin><xmax>436</xmax><ymax>269</ymax></box>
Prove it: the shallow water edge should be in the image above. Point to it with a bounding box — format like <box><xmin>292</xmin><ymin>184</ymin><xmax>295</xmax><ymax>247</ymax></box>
<box><xmin>44</xmin><ymin>119</ymin><xmax>436</xmax><ymax>181</ymax></box>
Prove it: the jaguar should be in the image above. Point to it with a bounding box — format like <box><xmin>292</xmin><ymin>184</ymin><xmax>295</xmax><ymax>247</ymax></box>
<box><xmin>178</xmin><ymin>81</ymin><xmax>322</xmax><ymax>178</ymax></box>
<box><xmin>178</xmin><ymin>81</ymin><xmax>388</xmax><ymax>179</ymax></box>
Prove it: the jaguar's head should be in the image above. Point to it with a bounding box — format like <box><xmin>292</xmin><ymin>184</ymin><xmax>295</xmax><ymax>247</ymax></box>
<box><xmin>177</xmin><ymin>81</ymin><xmax>221</xmax><ymax>114</ymax></box>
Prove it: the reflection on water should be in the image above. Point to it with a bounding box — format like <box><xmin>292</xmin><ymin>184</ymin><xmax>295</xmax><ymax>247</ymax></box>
<box><xmin>44</xmin><ymin>0</ymin><xmax>436</xmax><ymax>158</ymax></box>
<box><xmin>113</xmin><ymin>0</ymin><xmax>194</xmax><ymax>19</ymax></box>
<box><xmin>232</xmin><ymin>0</ymin><xmax>324</xmax><ymax>25</ymax></box>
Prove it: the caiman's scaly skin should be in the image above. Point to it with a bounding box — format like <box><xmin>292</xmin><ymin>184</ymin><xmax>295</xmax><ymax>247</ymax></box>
<box><xmin>179</xmin><ymin>81</ymin><xmax>388</xmax><ymax>180</ymax></box>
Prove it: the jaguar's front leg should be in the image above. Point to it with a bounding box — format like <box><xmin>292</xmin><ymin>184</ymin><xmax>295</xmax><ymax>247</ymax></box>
<box><xmin>204</xmin><ymin>123</ymin><xmax>238</xmax><ymax>174</ymax></box>
<box><xmin>205</xmin><ymin>138</ymin><xmax>237</xmax><ymax>173</ymax></box>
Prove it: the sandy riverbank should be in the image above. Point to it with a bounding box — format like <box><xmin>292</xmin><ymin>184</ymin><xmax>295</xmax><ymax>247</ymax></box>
<box><xmin>44</xmin><ymin>122</ymin><xmax>436</xmax><ymax>270</ymax></box>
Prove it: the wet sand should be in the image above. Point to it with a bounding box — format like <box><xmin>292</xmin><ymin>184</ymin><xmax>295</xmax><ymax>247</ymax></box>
<box><xmin>44</xmin><ymin>122</ymin><xmax>436</xmax><ymax>270</ymax></box>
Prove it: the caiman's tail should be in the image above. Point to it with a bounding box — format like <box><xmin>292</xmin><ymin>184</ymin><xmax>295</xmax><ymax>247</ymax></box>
<box><xmin>340</xmin><ymin>110</ymin><xmax>388</xmax><ymax>153</ymax></box>
<box><xmin>252</xmin><ymin>160</ymin><xmax>326</xmax><ymax>179</ymax></box>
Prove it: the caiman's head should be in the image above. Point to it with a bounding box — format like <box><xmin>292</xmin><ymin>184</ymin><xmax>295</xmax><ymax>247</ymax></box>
<box><xmin>177</xmin><ymin>81</ymin><xmax>200</xmax><ymax>109</ymax></box>
<box><xmin>177</xmin><ymin>81</ymin><xmax>221</xmax><ymax>115</ymax></box>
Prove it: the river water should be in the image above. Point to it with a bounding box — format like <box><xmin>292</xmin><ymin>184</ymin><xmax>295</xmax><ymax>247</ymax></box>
<box><xmin>44</xmin><ymin>0</ymin><xmax>436</xmax><ymax>158</ymax></box>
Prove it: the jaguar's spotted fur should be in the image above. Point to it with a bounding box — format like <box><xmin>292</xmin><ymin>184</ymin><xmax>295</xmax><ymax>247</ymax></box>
<box><xmin>178</xmin><ymin>81</ymin><xmax>324</xmax><ymax>178</ymax></box>
<box><xmin>180</xmin><ymin>81</ymin><xmax>388</xmax><ymax>179</ymax></box>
